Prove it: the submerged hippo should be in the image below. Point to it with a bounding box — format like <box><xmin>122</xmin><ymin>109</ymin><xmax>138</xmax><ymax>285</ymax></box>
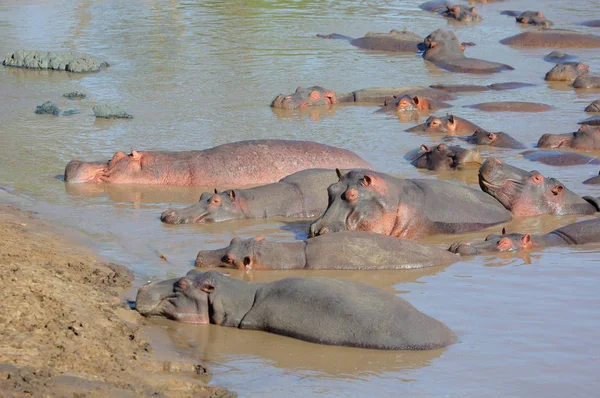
<box><xmin>573</xmin><ymin>76</ymin><xmax>600</xmax><ymax>89</ymax></box>
<box><xmin>64</xmin><ymin>140</ymin><xmax>372</xmax><ymax>186</ymax></box>
<box><xmin>423</xmin><ymin>29</ymin><xmax>513</xmax><ymax>73</ymax></box>
<box><xmin>466</xmin><ymin>102</ymin><xmax>552</xmax><ymax>112</ymax></box>
<box><xmin>308</xmin><ymin>169</ymin><xmax>511</xmax><ymax>239</ymax></box>
<box><xmin>461</xmin><ymin>129</ymin><xmax>526</xmax><ymax>149</ymax></box>
<box><xmin>580</xmin><ymin>20</ymin><xmax>600</xmax><ymax>27</ymax></box>
<box><xmin>585</xmin><ymin>100</ymin><xmax>600</xmax><ymax>112</ymax></box>
<box><xmin>316</xmin><ymin>29</ymin><xmax>422</xmax><ymax>53</ymax></box>
<box><xmin>500</xmin><ymin>30</ymin><xmax>600</xmax><ymax>48</ymax></box>
<box><xmin>375</xmin><ymin>95</ymin><xmax>452</xmax><ymax>113</ymax></box>
<box><xmin>543</xmin><ymin>51</ymin><xmax>579</xmax><ymax>64</ymax></box>
<box><xmin>136</xmin><ymin>270</ymin><xmax>456</xmax><ymax>350</ymax></box>
<box><xmin>478</xmin><ymin>157</ymin><xmax>599</xmax><ymax>216</ymax></box>
<box><xmin>195</xmin><ymin>232</ymin><xmax>459</xmax><ymax>270</ymax></box>
<box><xmin>409</xmin><ymin>144</ymin><xmax>482</xmax><ymax>171</ymax></box>
<box><xmin>544</xmin><ymin>62</ymin><xmax>589</xmax><ymax>82</ymax></box>
<box><xmin>441</xmin><ymin>5</ymin><xmax>481</xmax><ymax>22</ymax></box>
<box><xmin>160</xmin><ymin>168</ymin><xmax>338</xmax><ymax>224</ymax></box>
<box><xmin>449</xmin><ymin>218</ymin><xmax>600</xmax><ymax>255</ymax></box>
<box><xmin>521</xmin><ymin>150</ymin><xmax>600</xmax><ymax>166</ymax></box>
<box><xmin>406</xmin><ymin>114</ymin><xmax>484</xmax><ymax>135</ymax></box>
<box><xmin>501</xmin><ymin>10</ymin><xmax>553</xmax><ymax>27</ymax></box>
<box><xmin>537</xmin><ymin>125</ymin><xmax>600</xmax><ymax>150</ymax></box>
<box><xmin>580</xmin><ymin>116</ymin><xmax>600</xmax><ymax>126</ymax></box>
<box><xmin>430</xmin><ymin>82</ymin><xmax>535</xmax><ymax>93</ymax></box>
<box><xmin>584</xmin><ymin>171</ymin><xmax>600</xmax><ymax>184</ymax></box>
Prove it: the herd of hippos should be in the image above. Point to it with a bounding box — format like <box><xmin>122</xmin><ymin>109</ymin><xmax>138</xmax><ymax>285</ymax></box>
<box><xmin>6</xmin><ymin>0</ymin><xmax>600</xmax><ymax>351</ymax></box>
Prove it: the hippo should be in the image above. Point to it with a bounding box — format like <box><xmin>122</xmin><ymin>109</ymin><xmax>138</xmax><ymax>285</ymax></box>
<box><xmin>375</xmin><ymin>95</ymin><xmax>452</xmax><ymax>113</ymax></box>
<box><xmin>271</xmin><ymin>86</ymin><xmax>455</xmax><ymax>110</ymax></box>
<box><xmin>429</xmin><ymin>82</ymin><xmax>536</xmax><ymax>93</ymax></box>
<box><xmin>521</xmin><ymin>150</ymin><xmax>600</xmax><ymax>166</ymax></box>
<box><xmin>478</xmin><ymin>157</ymin><xmax>599</xmax><ymax>216</ymax></box>
<box><xmin>316</xmin><ymin>29</ymin><xmax>422</xmax><ymax>53</ymax></box>
<box><xmin>441</xmin><ymin>5</ymin><xmax>481</xmax><ymax>22</ymax></box>
<box><xmin>500</xmin><ymin>30</ymin><xmax>600</xmax><ymax>48</ymax></box>
<box><xmin>419</xmin><ymin>0</ymin><xmax>451</xmax><ymax>12</ymax></box>
<box><xmin>537</xmin><ymin>125</ymin><xmax>600</xmax><ymax>151</ymax></box>
<box><xmin>160</xmin><ymin>168</ymin><xmax>339</xmax><ymax>224</ymax></box>
<box><xmin>406</xmin><ymin>115</ymin><xmax>483</xmax><ymax>135</ymax></box>
<box><xmin>501</xmin><ymin>10</ymin><xmax>553</xmax><ymax>27</ymax></box>
<box><xmin>573</xmin><ymin>76</ymin><xmax>600</xmax><ymax>89</ymax></box>
<box><xmin>64</xmin><ymin>140</ymin><xmax>373</xmax><ymax>186</ymax></box>
<box><xmin>308</xmin><ymin>169</ymin><xmax>511</xmax><ymax>239</ymax></box>
<box><xmin>461</xmin><ymin>129</ymin><xmax>526</xmax><ymax>149</ymax></box>
<box><xmin>544</xmin><ymin>62</ymin><xmax>589</xmax><ymax>82</ymax></box>
<box><xmin>449</xmin><ymin>218</ymin><xmax>600</xmax><ymax>255</ymax></box>
<box><xmin>586</xmin><ymin>100</ymin><xmax>600</xmax><ymax>112</ymax></box>
<box><xmin>409</xmin><ymin>144</ymin><xmax>482</xmax><ymax>171</ymax></box>
<box><xmin>423</xmin><ymin>29</ymin><xmax>513</xmax><ymax>73</ymax></box>
<box><xmin>543</xmin><ymin>51</ymin><xmax>579</xmax><ymax>64</ymax></box>
<box><xmin>466</xmin><ymin>102</ymin><xmax>552</xmax><ymax>112</ymax></box>
<box><xmin>136</xmin><ymin>270</ymin><xmax>457</xmax><ymax>350</ymax></box>
<box><xmin>579</xmin><ymin>116</ymin><xmax>600</xmax><ymax>126</ymax></box>
<box><xmin>195</xmin><ymin>232</ymin><xmax>459</xmax><ymax>270</ymax></box>
<box><xmin>580</xmin><ymin>20</ymin><xmax>600</xmax><ymax>27</ymax></box>
<box><xmin>584</xmin><ymin>171</ymin><xmax>600</xmax><ymax>184</ymax></box>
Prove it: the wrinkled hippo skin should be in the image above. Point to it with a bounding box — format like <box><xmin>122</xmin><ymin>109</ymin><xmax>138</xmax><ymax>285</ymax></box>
<box><xmin>538</xmin><ymin>125</ymin><xmax>600</xmax><ymax>150</ymax></box>
<box><xmin>466</xmin><ymin>102</ymin><xmax>551</xmax><ymax>112</ymax></box>
<box><xmin>449</xmin><ymin>218</ymin><xmax>600</xmax><ymax>255</ymax></box>
<box><xmin>573</xmin><ymin>75</ymin><xmax>600</xmax><ymax>89</ymax></box>
<box><xmin>375</xmin><ymin>95</ymin><xmax>451</xmax><ymax>113</ymax></box>
<box><xmin>2</xmin><ymin>50</ymin><xmax>109</xmax><ymax>72</ymax></box>
<box><xmin>543</xmin><ymin>51</ymin><xmax>579</xmax><ymax>64</ymax></box>
<box><xmin>579</xmin><ymin>116</ymin><xmax>600</xmax><ymax>126</ymax></box>
<box><xmin>500</xmin><ymin>30</ymin><xmax>600</xmax><ymax>48</ymax></box>
<box><xmin>195</xmin><ymin>232</ymin><xmax>459</xmax><ymax>270</ymax></box>
<box><xmin>478</xmin><ymin>157</ymin><xmax>599</xmax><ymax>216</ymax></box>
<box><xmin>423</xmin><ymin>29</ymin><xmax>513</xmax><ymax>73</ymax></box>
<box><xmin>160</xmin><ymin>168</ymin><xmax>339</xmax><ymax>224</ymax></box>
<box><xmin>544</xmin><ymin>62</ymin><xmax>589</xmax><ymax>82</ymax></box>
<box><xmin>406</xmin><ymin>114</ymin><xmax>483</xmax><ymax>135</ymax></box>
<box><xmin>409</xmin><ymin>144</ymin><xmax>482</xmax><ymax>171</ymax></box>
<box><xmin>501</xmin><ymin>10</ymin><xmax>553</xmax><ymax>27</ymax></box>
<box><xmin>461</xmin><ymin>129</ymin><xmax>526</xmax><ymax>149</ymax></box>
<box><xmin>316</xmin><ymin>29</ymin><xmax>422</xmax><ymax>53</ymax></box>
<box><xmin>441</xmin><ymin>5</ymin><xmax>481</xmax><ymax>22</ymax></box>
<box><xmin>521</xmin><ymin>150</ymin><xmax>600</xmax><ymax>166</ymax></box>
<box><xmin>580</xmin><ymin>20</ymin><xmax>600</xmax><ymax>27</ymax></box>
<box><xmin>584</xmin><ymin>171</ymin><xmax>600</xmax><ymax>185</ymax></box>
<box><xmin>309</xmin><ymin>169</ymin><xmax>511</xmax><ymax>239</ymax></box>
<box><xmin>430</xmin><ymin>82</ymin><xmax>535</xmax><ymax>93</ymax></box>
<box><xmin>93</xmin><ymin>104</ymin><xmax>133</xmax><ymax>119</ymax></box>
<box><xmin>585</xmin><ymin>100</ymin><xmax>600</xmax><ymax>112</ymax></box>
<box><xmin>136</xmin><ymin>270</ymin><xmax>457</xmax><ymax>350</ymax></box>
<box><xmin>64</xmin><ymin>140</ymin><xmax>373</xmax><ymax>186</ymax></box>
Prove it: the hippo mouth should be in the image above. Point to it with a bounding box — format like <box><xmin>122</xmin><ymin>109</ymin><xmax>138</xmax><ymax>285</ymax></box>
<box><xmin>140</xmin><ymin>291</ymin><xmax>209</xmax><ymax>325</ymax></box>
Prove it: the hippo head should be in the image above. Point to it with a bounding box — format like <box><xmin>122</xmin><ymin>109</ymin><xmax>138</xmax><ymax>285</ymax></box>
<box><xmin>412</xmin><ymin>144</ymin><xmax>481</xmax><ymax>171</ymax></box>
<box><xmin>467</xmin><ymin>129</ymin><xmax>500</xmax><ymax>146</ymax></box>
<box><xmin>422</xmin><ymin>29</ymin><xmax>464</xmax><ymax>59</ymax></box>
<box><xmin>443</xmin><ymin>5</ymin><xmax>479</xmax><ymax>22</ymax></box>
<box><xmin>423</xmin><ymin>115</ymin><xmax>459</xmax><ymax>133</ymax></box>
<box><xmin>195</xmin><ymin>236</ymin><xmax>265</xmax><ymax>269</ymax></box>
<box><xmin>161</xmin><ymin>189</ymin><xmax>245</xmax><ymax>224</ymax></box>
<box><xmin>516</xmin><ymin>11</ymin><xmax>552</xmax><ymax>27</ymax></box>
<box><xmin>385</xmin><ymin>95</ymin><xmax>427</xmax><ymax>111</ymax></box>
<box><xmin>135</xmin><ymin>269</ymin><xmax>210</xmax><ymax>324</ymax></box>
<box><xmin>537</xmin><ymin>125</ymin><xmax>600</xmax><ymax>149</ymax></box>
<box><xmin>271</xmin><ymin>86</ymin><xmax>337</xmax><ymax>110</ymax></box>
<box><xmin>544</xmin><ymin>62</ymin><xmax>589</xmax><ymax>82</ymax></box>
<box><xmin>309</xmin><ymin>169</ymin><xmax>392</xmax><ymax>237</ymax></box>
<box><xmin>449</xmin><ymin>228</ymin><xmax>533</xmax><ymax>255</ymax></box>
<box><xmin>64</xmin><ymin>150</ymin><xmax>154</xmax><ymax>184</ymax></box>
<box><xmin>478</xmin><ymin>157</ymin><xmax>597</xmax><ymax>216</ymax></box>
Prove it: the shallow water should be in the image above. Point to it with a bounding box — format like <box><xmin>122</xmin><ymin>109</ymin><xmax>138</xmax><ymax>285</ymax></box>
<box><xmin>1</xmin><ymin>0</ymin><xmax>600</xmax><ymax>396</ymax></box>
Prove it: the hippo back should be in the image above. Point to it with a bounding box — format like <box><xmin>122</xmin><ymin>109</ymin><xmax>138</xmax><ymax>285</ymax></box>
<box><xmin>239</xmin><ymin>277</ymin><xmax>456</xmax><ymax>350</ymax></box>
<box><xmin>553</xmin><ymin>218</ymin><xmax>600</xmax><ymax>245</ymax></box>
<box><xmin>278</xmin><ymin>169</ymin><xmax>341</xmax><ymax>215</ymax></box>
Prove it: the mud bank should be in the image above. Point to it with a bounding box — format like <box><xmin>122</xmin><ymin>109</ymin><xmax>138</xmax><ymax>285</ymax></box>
<box><xmin>0</xmin><ymin>201</ymin><xmax>234</xmax><ymax>397</ymax></box>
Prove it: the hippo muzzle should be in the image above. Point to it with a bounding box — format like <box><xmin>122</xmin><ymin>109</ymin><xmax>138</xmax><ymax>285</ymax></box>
<box><xmin>64</xmin><ymin>160</ymin><xmax>107</xmax><ymax>183</ymax></box>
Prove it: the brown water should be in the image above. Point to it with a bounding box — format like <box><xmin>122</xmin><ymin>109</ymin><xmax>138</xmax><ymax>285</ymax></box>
<box><xmin>2</xmin><ymin>0</ymin><xmax>600</xmax><ymax>396</ymax></box>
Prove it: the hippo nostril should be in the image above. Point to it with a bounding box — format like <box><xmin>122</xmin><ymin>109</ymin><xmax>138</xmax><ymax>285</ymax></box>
<box><xmin>160</xmin><ymin>210</ymin><xmax>178</xmax><ymax>223</ymax></box>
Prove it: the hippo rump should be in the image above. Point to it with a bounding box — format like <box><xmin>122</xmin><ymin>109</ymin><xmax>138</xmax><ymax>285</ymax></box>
<box><xmin>543</xmin><ymin>51</ymin><xmax>579</xmax><ymax>64</ymax></box>
<box><xmin>580</xmin><ymin>116</ymin><xmax>600</xmax><ymax>126</ymax></box>
<box><xmin>375</xmin><ymin>95</ymin><xmax>452</xmax><ymax>113</ymax></box>
<box><xmin>308</xmin><ymin>169</ymin><xmax>511</xmax><ymax>239</ymax></box>
<box><xmin>136</xmin><ymin>270</ymin><xmax>456</xmax><ymax>350</ymax></box>
<box><xmin>521</xmin><ymin>150</ymin><xmax>600</xmax><ymax>166</ymax></box>
<box><xmin>501</xmin><ymin>10</ymin><xmax>553</xmax><ymax>27</ymax></box>
<box><xmin>544</xmin><ymin>62</ymin><xmax>589</xmax><ymax>82</ymax></box>
<box><xmin>423</xmin><ymin>29</ymin><xmax>513</xmax><ymax>73</ymax></box>
<box><xmin>64</xmin><ymin>140</ymin><xmax>372</xmax><ymax>187</ymax></box>
<box><xmin>465</xmin><ymin>102</ymin><xmax>552</xmax><ymax>112</ymax></box>
<box><xmin>271</xmin><ymin>86</ymin><xmax>455</xmax><ymax>110</ymax></box>
<box><xmin>459</xmin><ymin>129</ymin><xmax>526</xmax><ymax>149</ymax></box>
<box><xmin>408</xmin><ymin>144</ymin><xmax>482</xmax><ymax>171</ymax></box>
<box><xmin>160</xmin><ymin>168</ymin><xmax>339</xmax><ymax>224</ymax></box>
<box><xmin>316</xmin><ymin>29</ymin><xmax>422</xmax><ymax>53</ymax></box>
<box><xmin>449</xmin><ymin>218</ymin><xmax>600</xmax><ymax>255</ymax></box>
<box><xmin>478</xmin><ymin>157</ymin><xmax>600</xmax><ymax>216</ymax></box>
<box><xmin>195</xmin><ymin>232</ymin><xmax>459</xmax><ymax>270</ymax></box>
<box><xmin>500</xmin><ymin>30</ymin><xmax>600</xmax><ymax>48</ymax></box>
<box><xmin>586</xmin><ymin>101</ymin><xmax>600</xmax><ymax>113</ymax></box>
<box><xmin>406</xmin><ymin>114</ymin><xmax>483</xmax><ymax>135</ymax></box>
<box><xmin>584</xmin><ymin>171</ymin><xmax>600</xmax><ymax>184</ymax></box>
<box><xmin>430</xmin><ymin>82</ymin><xmax>535</xmax><ymax>93</ymax></box>
<box><xmin>537</xmin><ymin>125</ymin><xmax>600</xmax><ymax>150</ymax></box>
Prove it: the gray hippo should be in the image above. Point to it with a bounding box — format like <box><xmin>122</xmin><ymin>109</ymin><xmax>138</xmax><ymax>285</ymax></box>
<box><xmin>408</xmin><ymin>144</ymin><xmax>482</xmax><ymax>171</ymax></box>
<box><xmin>585</xmin><ymin>100</ymin><xmax>600</xmax><ymax>112</ymax></box>
<box><xmin>500</xmin><ymin>30</ymin><xmax>600</xmax><ymax>48</ymax></box>
<box><xmin>449</xmin><ymin>218</ymin><xmax>600</xmax><ymax>255</ymax></box>
<box><xmin>160</xmin><ymin>168</ymin><xmax>339</xmax><ymax>224</ymax></box>
<box><xmin>459</xmin><ymin>129</ymin><xmax>526</xmax><ymax>149</ymax></box>
<box><xmin>136</xmin><ymin>270</ymin><xmax>457</xmax><ymax>350</ymax></box>
<box><xmin>406</xmin><ymin>115</ymin><xmax>484</xmax><ymax>135</ymax></box>
<box><xmin>573</xmin><ymin>76</ymin><xmax>600</xmax><ymax>89</ymax></box>
<box><xmin>195</xmin><ymin>232</ymin><xmax>459</xmax><ymax>270</ymax></box>
<box><xmin>537</xmin><ymin>125</ymin><xmax>600</xmax><ymax>151</ymax></box>
<box><xmin>309</xmin><ymin>169</ymin><xmax>511</xmax><ymax>239</ymax></box>
<box><xmin>521</xmin><ymin>150</ymin><xmax>600</xmax><ymax>166</ymax></box>
<box><xmin>478</xmin><ymin>157</ymin><xmax>600</xmax><ymax>216</ymax></box>
<box><xmin>375</xmin><ymin>95</ymin><xmax>452</xmax><ymax>113</ymax></box>
<box><xmin>430</xmin><ymin>82</ymin><xmax>536</xmax><ymax>93</ymax></box>
<box><xmin>543</xmin><ymin>51</ymin><xmax>578</xmax><ymax>64</ymax></box>
<box><xmin>544</xmin><ymin>62</ymin><xmax>589</xmax><ymax>82</ymax></box>
<box><xmin>501</xmin><ymin>10</ymin><xmax>553</xmax><ymax>27</ymax></box>
<box><xmin>584</xmin><ymin>171</ymin><xmax>600</xmax><ymax>184</ymax></box>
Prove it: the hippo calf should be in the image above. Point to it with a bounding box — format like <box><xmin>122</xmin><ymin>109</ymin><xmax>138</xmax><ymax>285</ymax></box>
<box><xmin>136</xmin><ymin>270</ymin><xmax>456</xmax><ymax>350</ymax></box>
<box><xmin>409</xmin><ymin>144</ymin><xmax>482</xmax><ymax>171</ymax></box>
<box><xmin>449</xmin><ymin>218</ymin><xmax>600</xmax><ymax>255</ymax></box>
<box><xmin>478</xmin><ymin>157</ymin><xmax>600</xmax><ymax>216</ymax></box>
<box><xmin>537</xmin><ymin>125</ymin><xmax>600</xmax><ymax>151</ymax></box>
<box><xmin>195</xmin><ymin>232</ymin><xmax>458</xmax><ymax>270</ymax></box>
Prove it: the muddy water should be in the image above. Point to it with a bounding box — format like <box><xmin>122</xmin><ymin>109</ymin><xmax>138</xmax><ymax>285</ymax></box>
<box><xmin>1</xmin><ymin>0</ymin><xmax>600</xmax><ymax>396</ymax></box>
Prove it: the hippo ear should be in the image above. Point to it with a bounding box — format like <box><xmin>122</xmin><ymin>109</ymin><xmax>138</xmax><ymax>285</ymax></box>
<box><xmin>420</xmin><ymin>144</ymin><xmax>431</xmax><ymax>153</ymax></box>
<box><xmin>437</xmin><ymin>144</ymin><xmax>448</xmax><ymax>151</ymax></box>
<box><xmin>130</xmin><ymin>149</ymin><xmax>142</xmax><ymax>160</ymax></box>
<box><xmin>336</xmin><ymin>168</ymin><xmax>343</xmax><ymax>180</ymax></box>
<box><xmin>487</xmin><ymin>132</ymin><xmax>497</xmax><ymax>141</ymax></box>
<box><xmin>522</xmin><ymin>234</ymin><xmax>532</xmax><ymax>246</ymax></box>
<box><xmin>214</xmin><ymin>188</ymin><xmax>218</xmax><ymax>194</ymax></box>
<box><xmin>243</xmin><ymin>256</ymin><xmax>254</xmax><ymax>270</ymax></box>
<box><xmin>429</xmin><ymin>41</ymin><xmax>438</xmax><ymax>48</ymax></box>
<box><xmin>502</xmin><ymin>227</ymin><xmax>506</xmax><ymax>235</ymax></box>
<box><xmin>200</xmin><ymin>281</ymin><xmax>215</xmax><ymax>293</ymax></box>
<box><xmin>471</xmin><ymin>7</ymin><xmax>477</xmax><ymax>16</ymax></box>
<box><xmin>413</xmin><ymin>96</ymin><xmax>420</xmax><ymax>105</ymax></box>
<box><xmin>448</xmin><ymin>115</ymin><xmax>455</xmax><ymax>125</ymax></box>
<box><xmin>551</xmin><ymin>184</ymin><xmax>563</xmax><ymax>195</ymax></box>
<box><xmin>362</xmin><ymin>175</ymin><xmax>377</xmax><ymax>187</ymax></box>
<box><xmin>229</xmin><ymin>190</ymin><xmax>236</xmax><ymax>202</ymax></box>
<box><xmin>254</xmin><ymin>236</ymin><xmax>266</xmax><ymax>242</ymax></box>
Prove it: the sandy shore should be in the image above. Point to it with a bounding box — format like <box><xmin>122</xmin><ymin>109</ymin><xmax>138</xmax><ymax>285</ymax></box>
<box><xmin>0</xmin><ymin>200</ymin><xmax>234</xmax><ymax>397</ymax></box>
